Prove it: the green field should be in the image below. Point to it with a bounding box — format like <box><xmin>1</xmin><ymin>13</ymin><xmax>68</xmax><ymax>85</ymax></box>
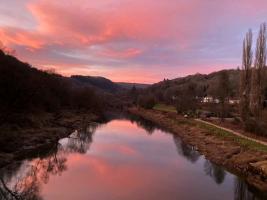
<box><xmin>153</xmin><ymin>103</ymin><xmax>177</xmax><ymax>113</ymax></box>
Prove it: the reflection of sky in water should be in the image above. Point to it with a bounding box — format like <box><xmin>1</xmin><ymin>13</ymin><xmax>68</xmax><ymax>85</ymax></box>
<box><xmin>0</xmin><ymin>119</ymin><xmax>264</xmax><ymax>200</ymax></box>
<box><xmin>41</xmin><ymin>120</ymin><xmax>237</xmax><ymax>200</ymax></box>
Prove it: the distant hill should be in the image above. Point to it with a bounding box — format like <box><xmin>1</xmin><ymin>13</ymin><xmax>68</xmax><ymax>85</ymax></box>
<box><xmin>148</xmin><ymin>69</ymin><xmax>241</xmax><ymax>100</ymax></box>
<box><xmin>71</xmin><ymin>75</ymin><xmax>121</xmax><ymax>93</ymax></box>
<box><xmin>116</xmin><ymin>82</ymin><xmax>150</xmax><ymax>89</ymax></box>
<box><xmin>0</xmin><ymin>50</ymin><xmax>72</xmax><ymax>113</ymax></box>
<box><xmin>0</xmin><ymin>50</ymin><xmax>122</xmax><ymax>114</ymax></box>
<box><xmin>70</xmin><ymin>76</ymin><xmax>150</xmax><ymax>93</ymax></box>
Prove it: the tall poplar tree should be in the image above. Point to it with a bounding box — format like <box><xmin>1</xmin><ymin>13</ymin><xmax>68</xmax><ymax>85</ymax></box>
<box><xmin>251</xmin><ymin>23</ymin><xmax>266</xmax><ymax>120</ymax></box>
<box><xmin>240</xmin><ymin>29</ymin><xmax>253</xmax><ymax>122</ymax></box>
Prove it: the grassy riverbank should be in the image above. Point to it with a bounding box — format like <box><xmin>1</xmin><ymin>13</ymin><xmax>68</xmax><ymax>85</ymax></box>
<box><xmin>128</xmin><ymin>107</ymin><xmax>267</xmax><ymax>193</ymax></box>
<box><xmin>153</xmin><ymin>104</ymin><xmax>177</xmax><ymax>113</ymax></box>
<box><xmin>153</xmin><ymin>104</ymin><xmax>267</xmax><ymax>152</ymax></box>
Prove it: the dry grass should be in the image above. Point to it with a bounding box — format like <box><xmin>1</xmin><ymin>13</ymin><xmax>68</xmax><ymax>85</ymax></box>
<box><xmin>153</xmin><ymin>104</ymin><xmax>177</xmax><ymax>113</ymax></box>
<box><xmin>196</xmin><ymin>121</ymin><xmax>267</xmax><ymax>153</ymax></box>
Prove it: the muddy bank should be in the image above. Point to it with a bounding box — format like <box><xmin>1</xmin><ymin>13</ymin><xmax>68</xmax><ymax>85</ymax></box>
<box><xmin>128</xmin><ymin>107</ymin><xmax>267</xmax><ymax>193</ymax></box>
<box><xmin>0</xmin><ymin>110</ymin><xmax>103</xmax><ymax>168</ymax></box>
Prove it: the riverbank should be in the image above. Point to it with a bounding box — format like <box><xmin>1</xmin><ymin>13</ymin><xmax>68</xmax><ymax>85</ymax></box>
<box><xmin>0</xmin><ymin>110</ymin><xmax>103</xmax><ymax>168</ymax></box>
<box><xmin>128</xmin><ymin>107</ymin><xmax>267</xmax><ymax>192</ymax></box>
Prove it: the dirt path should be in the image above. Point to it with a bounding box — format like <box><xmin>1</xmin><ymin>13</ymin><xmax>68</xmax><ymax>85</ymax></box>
<box><xmin>195</xmin><ymin>119</ymin><xmax>267</xmax><ymax>146</ymax></box>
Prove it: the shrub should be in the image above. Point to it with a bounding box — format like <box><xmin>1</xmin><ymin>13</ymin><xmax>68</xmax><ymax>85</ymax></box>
<box><xmin>137</xmin><ymin>94</ymin><xmax>156</xmax><ymax>109</ymax></box>
<box><xmin>244</xmin><ymin>118</ymin><xmax>267</xmax><ymax>136</ymax></box>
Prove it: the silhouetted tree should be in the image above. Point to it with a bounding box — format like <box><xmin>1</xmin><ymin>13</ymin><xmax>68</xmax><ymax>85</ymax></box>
<box><xmin>130</xmin><ymin>85</ymin><xmax>138</xmax><ymax>104</ymax></box>
<box><xmin>240</xmin><ymin>29</ymin><xmax>253</xmax><ymax>123</ymax></box>
<box><xmin>250</xmin><ymin>23</ymin><xmax>266</xmax><ymax>120</ymax></box>
<box><xmin>175</xmin><ymin>82</ymin><xmax>197</xmax><ymax>115</ymax></box>
<box><xmin>216</xmin><ymin>71</ymin><xmax>231</xmax><ymax>120</ymax></box>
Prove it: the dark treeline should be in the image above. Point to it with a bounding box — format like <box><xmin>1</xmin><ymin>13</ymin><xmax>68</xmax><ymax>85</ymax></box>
<box><xmin>71</xmin><ymin>75</ymin><xmax>121</xmax><ymax>93</ymax></box>
<box><xmin>0</xmin><ymin>50</ymin><xmax>109</xmax><ymax>123</ymax></box>
<box><xmin>132</xmin><ymin>69</ymin><xmax>241</xmax><ymax>115</ymax></box>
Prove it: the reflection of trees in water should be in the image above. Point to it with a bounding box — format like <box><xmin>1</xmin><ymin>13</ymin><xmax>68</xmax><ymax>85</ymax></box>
<box><xmin>105</xmin><ymin>113</ymin><xmax>164</xmax><ymax>135</ymax></box>
<box><xmin>204</xmin><ymin>160</ymin><xmax>267</xmax><ymax>199</ymax></box>
<box><xmin>0</xmin><ymin>122</ymin><xmax>98</xmax><ymax>200</ymax></box>
<box><xmin>63</xmin><ymin>122</ymin><xmax>99</xmax><ymax>153</ymax></box>
<box><xmin>135</xmin><ymin>120</ymin><xmax>156</xmax><ymax>134</ymax></box>
<box><xmin>204</xmin><ymin>160</ymin><xmax>226</xmax><ymax>184</ymax></box>
<box><xmin>125</xmin><ymin>115</ymin><xmax>157</xmax><ymax>135</ymax></box>
<box><xmin>0</xmin><ymin>147</ymin><xmax>66</xmax><ymax>200</ymax></box>
<box><xmin>173</xmin><ymin>134</ymin><xmax>226</xmax><ymax>184</ymax></box>
<box><xmin>163</xmin><ymin>123</ymin><xmax>266</xmax><ymax>199</ymax></box>
<box><xmin>235</xmin><ymin>178</ymin><xmax>255</xmax><ymax>200</ymax></box>
<box><xmin>173</xmin><ymin>135</ymin><xmax>200</xmax><ymax>163</ymax></box>
<box><xmin>234</xmin><ymin>178</ymin><xmax>267</xmax><ymax>200</ymax></box>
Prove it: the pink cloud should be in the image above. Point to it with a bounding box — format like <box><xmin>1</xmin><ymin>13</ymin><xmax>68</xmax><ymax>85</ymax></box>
<box><xmin>1</xmin><ymin>0</ymin><xmax>267</xmax><ymax>83</ymax></box>
<box><xmin>99</xmin><ymin>48</ymin><xmax>142</xmax><ymax>59</ymax></box>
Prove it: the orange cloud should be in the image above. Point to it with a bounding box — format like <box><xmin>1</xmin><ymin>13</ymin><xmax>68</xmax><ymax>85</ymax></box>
<box><xmin>0</xmin><ymin>27</ymin><xmax>45</xmax><ymax>49</ymax></box>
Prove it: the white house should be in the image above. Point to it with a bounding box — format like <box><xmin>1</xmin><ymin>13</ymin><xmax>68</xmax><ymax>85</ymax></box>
<box><xmin>201</xmin><ymin>96</ymin><xmax>219</xmax><ymax>104</ymax></box>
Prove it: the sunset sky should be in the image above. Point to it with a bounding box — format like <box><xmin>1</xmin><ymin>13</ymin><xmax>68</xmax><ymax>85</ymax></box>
<box><xmin>0</xmin><ymin>0</ymin><xmax>267</xmax><ymax>83</ymax></box>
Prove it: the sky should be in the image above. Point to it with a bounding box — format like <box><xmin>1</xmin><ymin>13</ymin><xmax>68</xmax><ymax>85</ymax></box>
<box><xmin>0</xmin><ymin>0</ymin><xmax>267</xmax><ymax>83</ymax></box>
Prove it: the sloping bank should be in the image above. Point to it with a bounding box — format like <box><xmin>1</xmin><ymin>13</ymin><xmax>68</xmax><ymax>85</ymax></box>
<box><xmin>0</xmin><ymin>111</ymin><xmax>103</xmax><ymax>168</ymax></box>
<box><xmin>128</xmin><ymin>107</ymin><xmax>267</xmax><ymax>192</ymax></box>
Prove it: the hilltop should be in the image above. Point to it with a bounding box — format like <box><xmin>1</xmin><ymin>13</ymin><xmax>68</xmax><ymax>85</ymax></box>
<box><xmin>71</xmin><ymin>75</ymin><xmax>122</xmax><ymax>93</ymax></box>
<box><xmin>148</xmin><ymin>69</ymin><xmax>241</xmax><ymax>100</ymax></box>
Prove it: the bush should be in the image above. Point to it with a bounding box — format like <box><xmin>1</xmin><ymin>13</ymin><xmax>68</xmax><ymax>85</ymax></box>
<box><xmin>137</xmin><ymin>95</ymin><xmax>156</xmax><ymax>109</ymax></box>
<box><xmin>71</xmin><ymin>87</ymin><xmax>104</xmax><ymax>113</ymax></box>
<box><xmin>244</xmin><ymin>118</ymin><xmax>267</xmax><ymax>136</ymax></box>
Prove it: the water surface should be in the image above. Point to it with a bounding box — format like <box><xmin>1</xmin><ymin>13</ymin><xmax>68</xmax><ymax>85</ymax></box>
<box><xmin>0</xmin><ymin>117</ymin><xmax>265</xmax><ymax>200</ymax></box>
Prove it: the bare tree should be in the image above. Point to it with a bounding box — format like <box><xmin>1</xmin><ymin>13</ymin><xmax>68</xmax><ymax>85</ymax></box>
<box><xmin>250</xmin><ymin>23</ymin><xmax>266</xmax><ymax>120</ymax></box>
<box><xmin>240</xmin><ymin>29</ymin><xmax>253</xmax><ymax>122</ymax></box>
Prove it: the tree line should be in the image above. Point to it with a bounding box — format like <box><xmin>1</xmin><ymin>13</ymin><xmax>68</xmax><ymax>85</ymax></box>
<box><xmin>0</xmin><ymin>49</ymin><xmax>106</xmax><ymax>124</ymax></box>
<box><xmin>240</xmin><ymin>23</ymin><xmax>267</xmax><ymax>134</ymax></box>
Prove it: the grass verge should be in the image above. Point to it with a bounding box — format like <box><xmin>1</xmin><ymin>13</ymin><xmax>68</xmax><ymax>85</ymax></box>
<box><xmin>150</xmin><ymin>103</ymin><xmax>267</xmax><ymax>153</ymax></box>
<box><xmin>153</xmin><ymin>104</ymin><xmax>177</xmax><ymax>113</ymax></box>
<box><xmin>195</xmin><ymin>121</ymin><xmax>267</xmax><ymax>153</ymax></box>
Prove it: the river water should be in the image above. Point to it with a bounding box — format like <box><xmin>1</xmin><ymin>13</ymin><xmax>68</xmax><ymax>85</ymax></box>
<box><xmin>0</xmin><ymin>116</ymin><xmax>265</xmax><ymax>200</ymax></box>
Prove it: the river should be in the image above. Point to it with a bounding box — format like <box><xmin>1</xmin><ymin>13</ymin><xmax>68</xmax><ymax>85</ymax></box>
<box><xmin>0</xmin><ymin>116</ymin><xmax>265</xmax><ymax>200</ymax></box>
